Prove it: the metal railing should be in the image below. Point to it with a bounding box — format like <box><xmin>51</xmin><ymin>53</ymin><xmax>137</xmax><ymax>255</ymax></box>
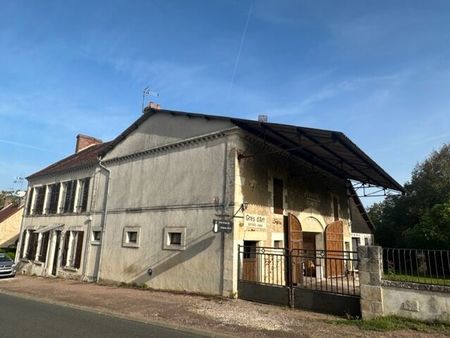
<box><xmin>382</xmin><ymin>248</ymin><xmax>450</xmax><ymax>287</ymax></box>
<box><xmin>238</xmin><ymin>245</ymin><xmax>359</xmax><ymax>296</ymax></box>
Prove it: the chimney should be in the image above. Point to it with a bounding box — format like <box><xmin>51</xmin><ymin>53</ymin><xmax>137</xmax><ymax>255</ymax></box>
<box><xmin>75</xmin><ymin>134</ymin><xmax>103</xmax><ymax>153</ymax></box>
<box><xmin>147</xmin><ymin>101</ymin><xmax>161</xmax><ymax>110</ymax></box>
<box><xmin>258</xmin><ymin>114</ymin><xmax>268</xmax><ymax>123</ymax></box>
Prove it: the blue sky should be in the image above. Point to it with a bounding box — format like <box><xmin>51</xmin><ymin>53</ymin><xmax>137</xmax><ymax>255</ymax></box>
<box><xmin>1</xmin><ymin>1</ymin><xmax>450</xmax><ymax>204</ymax></box>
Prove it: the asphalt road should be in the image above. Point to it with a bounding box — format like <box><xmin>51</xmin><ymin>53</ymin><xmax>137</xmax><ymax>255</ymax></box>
<box><xmin>0</xmin><ymin>293</ymin><xmax>208</xmax><ymax>338</ymax></box>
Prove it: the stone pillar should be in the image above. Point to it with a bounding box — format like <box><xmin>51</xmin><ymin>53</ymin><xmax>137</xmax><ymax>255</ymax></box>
<box><xmin>358</xmin><ymin>245</ymin><xmax>384</xmax><ymax>319</ymax></box>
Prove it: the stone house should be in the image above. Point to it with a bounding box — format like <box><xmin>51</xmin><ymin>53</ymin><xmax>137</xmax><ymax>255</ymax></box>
<box><xmin>16</xmin><ymin>107</ymin><xmax>403</xmax><ymax>296</ymax></box>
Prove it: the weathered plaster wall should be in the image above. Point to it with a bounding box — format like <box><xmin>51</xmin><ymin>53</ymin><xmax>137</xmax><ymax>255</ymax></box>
<box><xmin>104</xmin><ymin>112</ymin><xmax>234</xmax><ymax>160</ymax></box>
<box><xmin>383</xmin><ymin>285</ymin><xmax>450</xmax><ymax>321</ymax></box>
<box><xmin>18</xmin><ymin>166</ymin><xmax>103</xmax><ymax>280</ymax></box>
<box><xmin>98</xmin><ymin>119</ymin><xmax>236</xmax><ymax>295</ymax></box>
<box><xmin>233</xmin><ymin>135</ymin><xmax>351</xmax><ymax>247</ymax></box>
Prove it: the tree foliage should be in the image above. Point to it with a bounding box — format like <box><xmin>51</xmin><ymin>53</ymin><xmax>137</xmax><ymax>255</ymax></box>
<box><xmin>369</xmin><ymin>143</ymin><xmax>450</xmax><ymax>249</ymax></box>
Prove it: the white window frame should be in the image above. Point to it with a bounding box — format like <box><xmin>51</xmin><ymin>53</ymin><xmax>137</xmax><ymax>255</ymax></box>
<box><xmin>122</xmin><ymin>226</ymin><xmax>141</xmax><ymax>248</ymax></box>
<box><xmin>163</xmin><ymin>226</ymin><xmax>186</xmax><ymax>251</ymax></box>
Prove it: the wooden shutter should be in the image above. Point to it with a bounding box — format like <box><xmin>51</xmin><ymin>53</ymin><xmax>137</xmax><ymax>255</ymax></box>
<box><xmin>61</xmin><ymin>232</ymin><xmax>70</xmax><ymax>267</ymax></box>
<box><xmin>325</xmin><ymin>220</ymin><xmax>344</xmax><ymax>278</ymax></box>
<box><xmin>288</xmin><ymin>213</ymin><xmax>303</xmax><ymax>285</ymax></box>
<box><xmin>74</xmin><ymin>232</ymin><xmax>84</xmax><ymax>269</ymax></box>
<box><xmin>81</xmin><ymin>178</ymin><xmax>90</xmax><ymax>212</ymax></box>
<box><xmin>39</xmin><ymin>232</ymin><xmax>50</xmax><ymax>263</ymax></box>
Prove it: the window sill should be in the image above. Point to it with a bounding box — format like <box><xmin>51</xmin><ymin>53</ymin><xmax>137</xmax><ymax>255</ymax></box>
<box><xmin>33</xmin><ymin>261</ymin><xmax>43</xmax><ymax>266</ymax></box>
<box><xmin>62</xmin><ymin>267</ymin><xmax>78</xmax><ymax>272</ymax></box>
<box><xmin>122</xmin><ymin>243</ymin><xmax>139</xmax><ymax>249</ymax></box>
<box><xmin>90</xmin><ymin>241</ymin><xmax>101</xmax><ymax>246</ymax></box>
<box><xmin>163</xmin><ymin>245</ymin><xmax>186</xmax><ymax>251</ymax></box>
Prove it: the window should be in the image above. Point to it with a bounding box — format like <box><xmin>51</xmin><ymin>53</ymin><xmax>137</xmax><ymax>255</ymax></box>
<box><xmin>26</xmin><ymin>231</ymin><xmax>38</xmax><ymax>260</ymax></box>
<box><xmin>122</xmin><ymin>226</ymin><xmax>140</xmax><ymax>248</ymax></box>
<box><xmin>26</xmin><ymin>188</ymin><xmax>34</xmax><ymax>215</ymax></box>
<box><xmin>92</xmin><ymin>231</ymin><xmax>101</xmax><ymax>242</ymax></box>
<box><xmin>273</xmin><ymin>240</ymin><xmax>283</xmax><ymax>248</ymax></box>
<box><xmin>80</xmin><ymin>178</ymin><xmax>90</xmax><ymax>212</ymax></box>
<box><xmin>61</xmin><ymin>231</ymin><xmax>84</xmax><ymax>269</ymax></box>
<box><xmin>273</xmin><ymin>178</ymin><xmax>284</xmax><ymax>214</ymax></box>
<box><xmin>168</xmin><ymin>232</ymin><xmax>182</xmax><ymax>245</ymax></box>
<box><xmin>63</xmin><ymin>181</ymin><xmax>77</xmax><ymax>213</ymax></box>
<box><xmin>48</xmin><ymin>183</ymin><xmax>60</xmax><ymax>214</ymax></box>
<box><xmin>38</xmin><ymin>232</ymin><xmax>50</xmax><ymax>263</ymax></box>
<box><xmin>332</xmin><ymin>196</ymin><xmax>339</xmax><ymax>221</ymax></box>
<box><xmin>127</xmin><ymin>231</ymin><xmax>138</xmax><ymax>244</ymax></box>
<box><xmin>364</xmin><ymin>237</ymin><xmax>369</xmax><ymax>246</ymax></box>
<box><xmin>163</xmin><ymin>227</ymin><xmax>186</xmax><ymax>250</ymax></box>
<box><xmin>243</xmin><ymin>241</ymin><xmax>257</xmax><ymax>259</ymax></box>
<box><xmin>34</xmin><ymin>186</ymin><xmax>46</xmax><ymax>215</ymax></box>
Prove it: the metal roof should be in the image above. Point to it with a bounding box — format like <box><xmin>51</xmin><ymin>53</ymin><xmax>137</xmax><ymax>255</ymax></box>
<box><xmin>146</xmin><ymin>109</ymin><xmax>404</xmax><ymax>192</ymax></box>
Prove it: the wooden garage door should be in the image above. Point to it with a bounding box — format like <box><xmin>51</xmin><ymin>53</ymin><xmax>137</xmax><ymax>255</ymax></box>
<box><xmin>288</xmin><ymin>213</ymin><xmax>303</xmax><ymax>285</ymax></box>
<box><xmin>325</xmin><ymin>220</ymin><xmax>344</xmax><ymax>278</ymax></box>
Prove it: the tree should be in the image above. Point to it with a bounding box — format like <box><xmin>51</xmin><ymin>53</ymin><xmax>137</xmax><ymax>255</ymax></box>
<box><xmin>369</xmin><ymin>143</ymin><xmax>450</xmax><ymax>249</ymax></box>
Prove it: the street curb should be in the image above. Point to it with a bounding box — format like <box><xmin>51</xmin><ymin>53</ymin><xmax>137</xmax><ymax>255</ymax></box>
<box><xmin>0</xmin><ymin>289</ymin><xmax>233</xmax><ymax>338</ymax></box>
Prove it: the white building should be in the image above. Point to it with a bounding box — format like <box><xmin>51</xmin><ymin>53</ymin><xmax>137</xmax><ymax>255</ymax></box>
<box><xmin>16</xmin><ymin>107</ymin><xmax>402</xmax><ymax>296</ymax></box>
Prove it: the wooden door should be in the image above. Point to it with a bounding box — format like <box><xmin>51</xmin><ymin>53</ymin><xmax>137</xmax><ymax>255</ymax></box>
<box><xmin>325</xmin><ymin>220</ymin><xmax>344</xmax><ymax>277</ymax></box>
<box><xmin>288</xmin><ymin>213</ymin><xmax>303</xmax><ymax>285</ymax></box>
<box><xmin>242</xmin><ymin>241</ymin><xmax>258</xmax><ymax>282</ymax></box>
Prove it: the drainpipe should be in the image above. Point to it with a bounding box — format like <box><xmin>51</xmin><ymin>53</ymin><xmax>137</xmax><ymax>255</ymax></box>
<box><xmin>96</xmin><ymin>159</ymin><xmax>111</xmax><ymax>283</ymax></box>
<box><xmin>15</xmin><ymin>184</ymin><xmax>30</xmax><ymax>265</ymax></box>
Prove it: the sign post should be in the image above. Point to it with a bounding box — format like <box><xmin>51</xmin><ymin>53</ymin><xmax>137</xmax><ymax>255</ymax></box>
<box><xmin>213</xmin><ymin>219</ymin><xmax>233</xmax><ymax>234</ymax></box>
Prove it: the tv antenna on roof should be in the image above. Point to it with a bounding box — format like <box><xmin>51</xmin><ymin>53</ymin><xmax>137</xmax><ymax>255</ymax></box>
<box><xmin>142</xmin><ymin>87</ymin><xmax>159</xmax><ymax>112</ymax></box>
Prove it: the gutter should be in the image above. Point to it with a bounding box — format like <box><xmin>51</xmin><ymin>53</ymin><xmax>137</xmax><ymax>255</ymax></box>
<box><xmin>95</xmin><ymin>159</ymin><xmax>111</xmax><ymax>283</ymax></box>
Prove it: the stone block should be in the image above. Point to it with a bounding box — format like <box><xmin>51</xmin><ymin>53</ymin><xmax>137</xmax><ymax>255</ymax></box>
<box><xmin>402</xmin><ymin>300</ymin><xmax>419</xmax><ymax>312</ymax></box>
<box><xmin>370</xmin><ymin>271</ymin><xmax>381</xmax><ymax>285</ymax></box>
<box><xmin>359</xmin><ymin>271</ymin><xmax>370</xmax><ymax>285</ymax></box>
<box><xmin>361</xmin><ymin>300</ymin><xmax>383</xmax><ymax>319</ymax></box>
<box><xmin>361</xmin><ymin>285</ymin><xmax>382</xmax><ymax>302</ymax></box>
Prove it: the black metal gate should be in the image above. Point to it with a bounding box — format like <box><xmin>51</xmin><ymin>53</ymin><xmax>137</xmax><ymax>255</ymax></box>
<box><xmin>237</xmin><ymin>245</ymin><xmax>361</xmax><ymax>317</ymax></box>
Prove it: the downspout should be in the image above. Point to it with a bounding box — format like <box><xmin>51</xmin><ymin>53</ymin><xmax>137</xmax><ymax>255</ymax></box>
<box><xmin>96</xmin><ymin>159</ymin><xmax>111</xmax><ymax>283</ymax></box>
<box><xmin>15</xmin><ymin>184</ymin><xmax>30</xmax><ymax>265</ymax></box>
<box><xmin>220</xmin><ymin>140</ymin><xmax>229</xmax><ymax>296</ymax></box>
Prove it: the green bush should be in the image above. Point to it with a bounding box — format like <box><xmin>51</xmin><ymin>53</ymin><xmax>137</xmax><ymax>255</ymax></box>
<box><xmin>0</xmin><ymin>248</ymin><xmax>16</xmax><ymax>260</ymax></box>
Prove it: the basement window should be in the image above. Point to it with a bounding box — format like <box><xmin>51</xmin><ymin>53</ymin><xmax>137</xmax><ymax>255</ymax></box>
<box><xmin>163</xmin><ymin>227</ymin><xmax>186</xmax><ymax>251</ymax></box>
<box><xmin>122</xmin><ymin>226</ymin><xmax>140</xmax><ymax>248</ymax></box>
<box><xmin>91</xmin><ymin>228</ymin><xmax>102</xmax><ymax>245</ymax></box>
<box><xmin>169</xmin><ymin>232</ymin><xmax>182</xmax><ymax>245</ymax></box>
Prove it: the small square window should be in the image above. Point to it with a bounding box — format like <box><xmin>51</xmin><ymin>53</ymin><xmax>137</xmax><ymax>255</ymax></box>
<box><xmin>92</xmin><ymin>231</ymin><xmax>101</xmax><ymax>241</ymax></box>
<box><xmin>273</xmin><ymin>240</ymin><xmax>283</xmax><ymax>248</ymax></box>
<box><xmin>169</xmin><ymin>232</ymin><xmax>181</xmax><ymax>245</ymax></box>
<box><xmin>163</xmin><ymin>227</ymin><xmax>186</xmax><ymax>251</ymax></box>
<box><xmin>127</xmin><ymin>231</ymin><xmax>138</xmax><ymax>244</ymax></box>
<box><xmin>122</xmin><ymin>226</ymin><xmax>140</xmax><ymax>248</ymax></box>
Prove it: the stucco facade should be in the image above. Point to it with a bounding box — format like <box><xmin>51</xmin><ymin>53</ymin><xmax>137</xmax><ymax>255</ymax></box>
<box><xmin>16</xmin><ymin>108</ymin><xmax>401</xmax><ymax>297</ymax></box>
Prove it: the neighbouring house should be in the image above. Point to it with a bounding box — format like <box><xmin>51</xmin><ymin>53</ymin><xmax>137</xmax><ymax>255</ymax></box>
<box><xmin>16</xmin><ymin>107</ymin><xmax>403</xmax><ymax>296</ymax></box>
<box><xmin>348</xmin><ymin>185</ymin><xmax>375</xmax><ymax>249</ymax></box>
<box><xmin>0</xmin><ymin>199</ymin><xmax>24</xmax><ymax>249</ymax></box>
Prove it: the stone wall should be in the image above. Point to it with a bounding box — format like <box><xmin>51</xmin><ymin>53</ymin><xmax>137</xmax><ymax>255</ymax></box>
<box><xmin>358</xmin><ymin>246</ymin><xmax>450</xmax><ymax>322</ymax></box>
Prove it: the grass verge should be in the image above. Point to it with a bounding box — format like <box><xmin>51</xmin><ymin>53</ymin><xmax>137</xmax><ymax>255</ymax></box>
<box><xmin>328</xmin><ymin>315</ymin><xmax>450</xmax><ymax>334</ymax></box>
